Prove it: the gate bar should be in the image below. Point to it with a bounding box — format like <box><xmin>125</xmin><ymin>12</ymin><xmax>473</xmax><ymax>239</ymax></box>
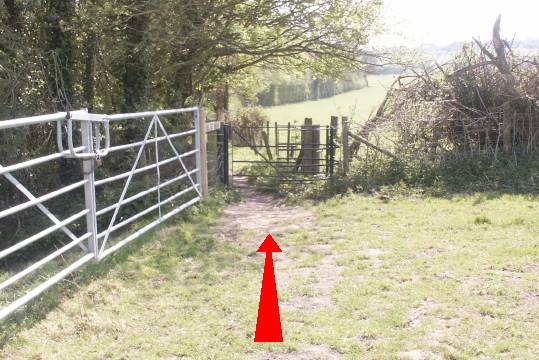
<box><xmin>105</xmin><ymin>107</ymin><xmax>198</xmax><ymax>121</ymax></box>
<box><xmin>0</xmin><ymin>180</ymin><xmax>87</xmax><ymax>220</ymax></box>
<box><xmin>0</xmin><ymin>113</ymin><xmax>67</xmax><ymax>130</ymax></box>
<box><xmin>95</xmin><ymin>169</ymin><xmax>198</xmax><ymax>217</ymax></box>
<box><xmin>0</xmin><ymin>233</ymin><xmax>91</xmax><ymax>291</ymax></box>
<box><xmin>0</xmin><ymin>253</ymin><xmax>95</xmax><ymax>321</ymax></box>
<box><xmin>95</xmin><ymin>149</ymin><xmax>197</xmax><ymax>187</ymax></box>
<box><xmin>96</xmin><ymin>186</ymin><xmax>198</xmax><ymax>239</ymax></box>
<box><xmin>105</xmin><ymin>129</ymin><xmax>196</xmax><ymax>154</ymax></box>
<box><xmin>0</xmin><ymin>164</ymin><xmax>88</xmax><ymax>251</ymax></box>
<box><xmin>156</xmin><ymin>117</ymin><xmax>202</xmax><ymax>197</ymax></box>
<box><xmin>99</xmin><ymin>117</ymin><xmax>157</xmax><ymax>255</ymax></box>
<box><xmin>0</xmin><ymin>210</ymin><xmax>89</xmax><ymax>260</ymax></box>
<box><xmin>0</xmin><ymin>146</ymin><xmax>86</xmax><ymax>176</ymax></box>
<box><xmin>99</xmin><ymin>197</ymin><xmax>200</xmax><ymax>259</ymax></box>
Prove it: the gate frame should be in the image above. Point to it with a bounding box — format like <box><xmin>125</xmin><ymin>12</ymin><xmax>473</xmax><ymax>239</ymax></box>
<box><xmin>227</xmin><ymin>119</ymin><xmax>339</xmax><ymax>185</ymax></box>
<box><xmin>0</xmin><ymin>106</ymin><xmax>211</xmax><ymax>320</ymax></box>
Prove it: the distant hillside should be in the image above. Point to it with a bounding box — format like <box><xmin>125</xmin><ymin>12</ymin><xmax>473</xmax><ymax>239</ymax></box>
<box><xmin>418</xmin><ymin>42</ymin><xmax>464</xmax><ymax>61</ymax></box>
<box><xmin>418</xmin><ymin>38</ymin><xmax>539</xmax><ymax>60</ymax></box>
<box><xmin>514</xmin><ymin>38</ymin><xmax>539</xmax><ymax>54</ymax></box>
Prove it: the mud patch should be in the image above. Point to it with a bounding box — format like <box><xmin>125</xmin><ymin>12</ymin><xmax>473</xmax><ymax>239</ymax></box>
<box><xmin>281</xmin><ymin>295</ymin><xmax>334</xmax><ymax>312</ymax></box>
<box><xmin>406</xmin><ymin>300</ymin><xmax>436</xmax><ymax>329</ymax></box>
<box><xmin>217</xmin><ymin>178</ymin><xmax>314</xmax><ymax>248</ymax></box>
<box><xmin>397</xmin><ymin>350</ymin><xmax>424</xmax><ymax>360</ymax></box>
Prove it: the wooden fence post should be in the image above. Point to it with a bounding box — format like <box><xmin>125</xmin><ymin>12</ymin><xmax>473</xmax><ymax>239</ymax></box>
<box><xmin>199</xmin><ymin>110</ymin><xmax>209</xmax><ymax>196</ymax></box>
<box><xmin>299</xmin><ymin>118</ymin><xmax>313</xmax><ymax>173</ymax></box>
<box><xmin>341</xmin><ymin>116</ymin><xmax>350</xmax><ymax>174</ymax></box>
<box><xmin>287</xmin><ymin>122</ymin><xmax>291</xmax><ymax>163</ymax></box>
<box><xmin>330</xmin><ymin>116</ymin><xmax>339</xmax><ymax>135</ymax></box>
<box><xmin>312</xmin><ymin>124</ymin><xmax>320</xmax><ymax>174</ymax></box>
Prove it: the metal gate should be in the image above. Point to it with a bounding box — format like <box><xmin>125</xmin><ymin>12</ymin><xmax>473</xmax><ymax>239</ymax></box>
<box><xmin>0</xmin><ymin>107</ymin><xmax>210</xmax><ymax>320</ymax></box>
<box><xmin>228</xmin><ymin>120</ymin><xmax>337</xmax><ymax>187</ymax></box>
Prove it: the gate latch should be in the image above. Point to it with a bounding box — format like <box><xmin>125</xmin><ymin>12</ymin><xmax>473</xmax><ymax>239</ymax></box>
<box><xmin>57</xmin><ymin>109</ymin><xmax>110</xmax><ymax>159</ymax></box>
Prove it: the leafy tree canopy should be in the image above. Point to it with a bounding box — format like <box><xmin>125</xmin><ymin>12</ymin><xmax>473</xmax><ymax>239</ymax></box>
<box><xmin>0</xmin><ymin>0</ymin><xmax>381</xmax><ymax>117</ymax></box>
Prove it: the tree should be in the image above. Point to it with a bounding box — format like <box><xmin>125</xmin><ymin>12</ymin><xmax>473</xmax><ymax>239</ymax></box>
<box><xmin>149</xmin><ymin>0</ymin><xmax>381</xmax><ymax>109</ymax></box>
<box><xmin>0</xmin><ymin>0</ymin><xmax>381</xmax><ymax>116</ymax></box>
<box><xmin>42</xmin><ymin>0</ymin><xmax>77</xmax><ymax>110</ymax></box>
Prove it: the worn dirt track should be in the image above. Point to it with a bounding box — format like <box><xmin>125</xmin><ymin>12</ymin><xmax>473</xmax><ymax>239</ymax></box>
<box><xmin>216</xmin><ymin>177</ymin><xmax>344</xmax><ymax>359</ymax></box>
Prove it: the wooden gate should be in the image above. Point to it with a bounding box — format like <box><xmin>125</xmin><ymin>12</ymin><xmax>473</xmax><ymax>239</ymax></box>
<box><xmin>227</xmin><ymin>118</ymin><xmax>339</xmax><ymax>187</ymax></box>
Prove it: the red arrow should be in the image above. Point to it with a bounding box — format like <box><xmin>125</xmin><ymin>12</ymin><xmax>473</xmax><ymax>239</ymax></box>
<box><xmin>254</xmin><ymin>234</ymin><xmax>283</xmax><ymax>342</ymax></box>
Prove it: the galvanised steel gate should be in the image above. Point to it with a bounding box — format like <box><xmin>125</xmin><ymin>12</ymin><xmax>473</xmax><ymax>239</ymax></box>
<box><xmin>0</xmin><ymin>107</ymin><xmax>210</xmax><ymax>320</ymax></box>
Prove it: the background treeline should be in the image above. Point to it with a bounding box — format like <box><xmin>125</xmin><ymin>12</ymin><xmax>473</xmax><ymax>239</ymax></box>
<box><xmin>257</xmin><ymin>72</ymin><xmax>368</xmax><ymax>106</ymax></box>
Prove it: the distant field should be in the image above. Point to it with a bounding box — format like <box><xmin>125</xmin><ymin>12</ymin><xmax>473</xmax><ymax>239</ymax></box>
<box><xmin>262</xmin><ymin>74</ymin><xmax>396</xmax><ymax>126</ymax></box>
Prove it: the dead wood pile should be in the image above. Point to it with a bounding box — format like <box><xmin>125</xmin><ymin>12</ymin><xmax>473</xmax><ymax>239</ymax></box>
<box><xmin>353</xmin><ymin>16</ymin><xmax>539</xmax><ymax>160</ymax></box>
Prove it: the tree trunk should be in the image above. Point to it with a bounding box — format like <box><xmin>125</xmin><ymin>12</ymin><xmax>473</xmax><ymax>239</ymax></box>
<box><xmin>43</xmin><ymin>0</ymin><xmax>77</xmax><ymax>111</ymax></box>
<box><xmin>216</xmin><ymin>83</ymin><xmax>229</xmax><ymax>122</ymax></box>
<box><xmin>170</xmin><ymin>64</ymin><xmax>193</xmax><ymax>108</ymax></box>
<box><xmin>121</xmin><ymin>1</ymin><xmax>148</xmax><ymax>112</ymax></box>
<box><xmin>83</xmin><ymin>22</ymin><xmax>97</xmax><ymax>111</ymax></box>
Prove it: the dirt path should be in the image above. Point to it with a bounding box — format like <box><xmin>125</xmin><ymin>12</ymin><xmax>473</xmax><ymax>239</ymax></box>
<box><xmin>215</xmin><ymin>178</ymin><xmax>345</xmax><ymax>359</ymax></box>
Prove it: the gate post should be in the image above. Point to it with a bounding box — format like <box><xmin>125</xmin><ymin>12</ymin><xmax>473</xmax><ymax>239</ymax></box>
<box><xmin>301</xmin><ymin>118</ymin><xmax>313</xmax><ymax>174</ymax></box>
<box><xmin>221</xmin><ymin>124</ymin><xmax>230</xmax><ymax>187</ymax></box>
<box><xmin>195</xmin><ymin>109</ymin><xmax>209</xmax><ymax>197</ymax></box>
<box><xmin>329</xmin><ymin>125</ymin><xmax>336</xmax><ymax>176</ymax></box>
<box><xmin>81</xmin><ymin>119</ymin><xmax>99</xmax><ymax>260</ymax></box>
<box><xmin>341</xmin><ymin>116</ymin><xmax>350</xmax><ymax>174</ymax></box>
<box><xmin>330</xmin><ymin>116</ymin><xmax>339</xmax><ymax>140</ymax></box>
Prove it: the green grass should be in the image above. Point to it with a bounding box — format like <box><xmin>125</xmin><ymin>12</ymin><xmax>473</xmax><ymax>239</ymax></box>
<box><xmin>1</xmin><ymin>189</ymin><xmax>538</xmax><ymax>359</ymax></box>
<box><xmin>262</xmin><ymin>74</ymin><xmax>395</xmax><ymax>126</ymax></box>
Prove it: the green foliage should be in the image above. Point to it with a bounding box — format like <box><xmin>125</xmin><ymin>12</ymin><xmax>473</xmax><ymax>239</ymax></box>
<box><xmin>231</xmin><ymin>107</ymin><xmax>269</xmax><ymax>128</ymax></box>
<box><xmin>1</xmin><ymin>0</ymin><xmax>382</xmax><ymax>118</ymax></box>
<box><xmin>316</xmin><ymin>154</ymin><xmax>539</xmax><ymax>200</ymax></box>
<box><xmin>228</xmin><ymin>107</ymin><xmax>270</xmax><ymax>149</ymax></box>
<box><xmin>255</xmin><ymin>150</ymin><xmax>539</xmax><ymax>202</ymax></box>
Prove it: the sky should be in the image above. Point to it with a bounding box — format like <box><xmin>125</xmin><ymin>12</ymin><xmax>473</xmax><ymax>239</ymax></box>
<box><xmin>374</xmin><ymin>0</ymin><xmax>539</xmax><ymax>47</ymax></box>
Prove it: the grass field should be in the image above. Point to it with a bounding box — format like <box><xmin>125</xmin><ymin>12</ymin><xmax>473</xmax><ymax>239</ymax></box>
<box><xmin>262</xmin><ymin>75</ymin><xmax>395</xmax><ymax>126</ymax></box>
<box><xmin>1</xmin><ymin>188</ymin><xmax>538</xmax><ymax>359</ymax></box>
<box><xmin>1</xmin><ymin>74</ymin><xmax>538</xmax><ymax>359</ymax></box>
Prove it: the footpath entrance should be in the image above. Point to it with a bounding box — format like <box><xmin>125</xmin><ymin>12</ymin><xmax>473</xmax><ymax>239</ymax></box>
<box><xmin>225</xmin><ymin>117</ymin><xmax>348</xmax><ymax>188</ymax></box>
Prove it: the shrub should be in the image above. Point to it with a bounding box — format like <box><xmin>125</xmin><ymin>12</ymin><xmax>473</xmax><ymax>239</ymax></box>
<box><xmin>228</xmin><ymin>107</ymin><xmax>269</xmax><ymax>146</ymax></box>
